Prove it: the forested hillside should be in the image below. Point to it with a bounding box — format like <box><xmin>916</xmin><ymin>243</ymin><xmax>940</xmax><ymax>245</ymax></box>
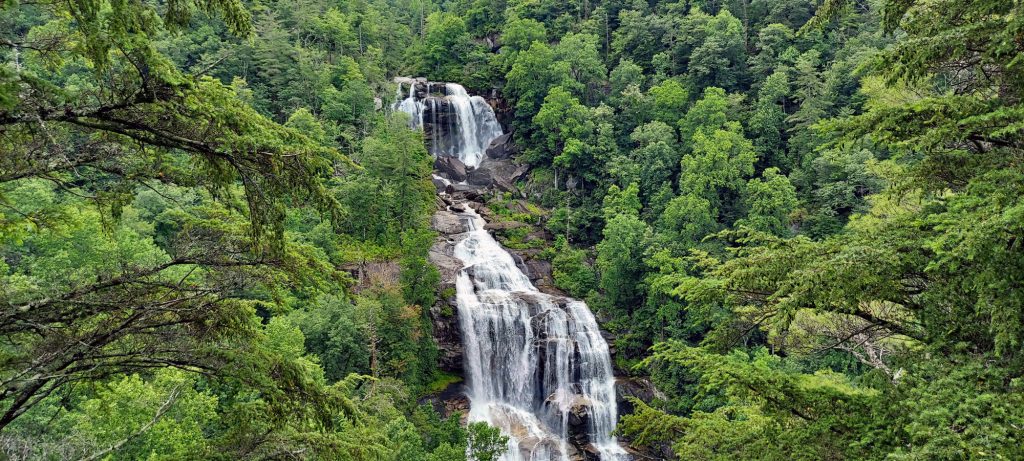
<box><xmin>2</xmin><ymin>0</ymin><xmax>1023</xmax><ymax>459</ymax></box>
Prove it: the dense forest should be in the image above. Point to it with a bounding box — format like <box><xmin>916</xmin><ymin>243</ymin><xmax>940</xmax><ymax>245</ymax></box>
<box><xmin>2</xmin><ymin>0</ymin><xmax>1023</xmax><ymax>459</ymax></box>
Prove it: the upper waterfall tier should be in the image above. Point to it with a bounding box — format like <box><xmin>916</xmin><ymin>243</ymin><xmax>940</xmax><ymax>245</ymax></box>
<box><xmin>393</xmin><ymin>77</ymin><xmax>503</xmax><ymax>169</ymax></box>
<box><xmin>452</xmin><ymin>206</ymin><xmax>631</xmax><ymax>461</ymax></box>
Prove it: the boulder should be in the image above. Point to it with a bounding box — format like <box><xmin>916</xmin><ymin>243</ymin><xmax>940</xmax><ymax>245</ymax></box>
<box><xmin>467</xmin><ymin>157</ymin><xmax>529</xmax><ymax>197</ymax></box>
<box><xmin>507</xmin><ymin>200</ymin><xmax>532</xmax><ymax>214</ymax></box>
<box><xmin>449</xmin><ymin>183</ymin><xmax>486</xmax><ymax>201</ymax></box>
<box><xmin>567</xmin><ymin>396</ymin><xmax>593</xmax><ymax>436</ymax></box>
<box><xmin>432</xmin><ymin>210</ymin><xmax>470</xmax><ymax>235</ymax></box>
<box><xmin>615</xmin><ymin>377</ymin><xmax>661</xmax><ymax>416</ymax></box>
<box><xmin>432</xmin><ymin>177</ymin><xmax>450</xmax><ymax>193</ymax></box>
<box><xmin>467</xmin><ymin>202</ymin><xmax>495</xmax><ymax>219</ymax></box>
<box><xmin>485</xmin><ymin>133</ymin><xmax>518</xmax><ymax>159</ymax></box>
<box><xmin>484</xmin><ymin>220</ymin><xmax>528</xmax><ymax>231</ymax></box>
<box><xmin>525</xmin><ymin>258</ymin><xmax>555</xmax><ymax>289</ymax></box>
<box><xmin>418</xmin><ymin>378</ymin><xmax>468</xmax><ymax>419</ymax></box>
<box><xmin>435</xmin><ymin>156</ymin><xmax>468</xmax><ymax>182</ymax></box>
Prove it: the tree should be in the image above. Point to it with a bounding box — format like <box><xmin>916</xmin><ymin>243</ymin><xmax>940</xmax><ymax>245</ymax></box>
<box><xmin>801</xmin><ymin>147</ymin><xmax>885</xmax><ymax>238</ymax></box>
<box><xmin>748</xmin><ymin>70</ymin><xmax>791</xmax><ymax>171</ymax></box>
<box><xmin>358</xmin><ymin>116</ymin><xmax>435</xmax><ymax>234</ymax></box>
<box><xmin>738</xmin><ymin>167</ymin><xmax>797</xmax><ymax>236</ymax></box>
<box><xmin>601</xmin><ymin>183</ymin><xmax>643</xmax><ymax>220</ymax></box>
<box><xmin>505</xmin><ymin>42</ymin><xmax>570</xmax><ymax>132</ymax></box>
<box><xmin>747</xmin><ymin>23</ymin><xmax>796</xmax><ymax>81</ymax></box>
<box><xmin>609</xmin><ymin>59</ymin><xmax>646</xmax><ymax>101</ymax></box>
<box><xmin>321</xmin><ymin>56</ymin><xmax>375</xmax><ymax>137</ymax></box>
<box><xmin>648</xmin><ymin>79</ymin><xmax>690</xmax><ymax>125</ymax></box>
<box><xmin>597</xmin><ymin>184</ymin><xmax>650</xmax><ymax>308</ymax></box>
<box><xmin>611</xmin><ymin>9</ymin><xmax>669</xmax><ymax>70</ymax></box>
<box><xmin>466</xmin><ymin>422</ymin><xmax>508</xmax><ymax>461</ymax></box>
<box><xmin>678</xmin><ymin>87</ymin><xmax>733</xmax><ymax>154</ymax></box>
<box><xmin>501</xmin><ymin>16</ymin><xmax>547</xmax><ymax>54</ymax></box>
<box><xmin>290</xmin><ymin>294</ymin><xmax>371</xmax><ymax>382</ymax></box>
<box><xmin>610</xmin><ymin>121</ymin><xmax>679</xmax><ymax>197</ymax></box>
<box><xmin>679</xmin><ymin>121</ymin><xmax>757</xmax><ymax>222</ymax></box>
<box><xmin>495</xmin><ymin>15</ymin><xmax>548</xmax><ymax>74</ymax></box>
<box><xmin>553</xmin><ymin>33</ymin><xmax>607</xmax><ymax>103</ymax></box>
<box><xmin>532</xmin><ymin>86</ymin><xmax>594</xmax><ymax>167</ymax></box>
<box><xmin>418</xmin><ymin>12</ymin><xmax>475</xmax><ymax>82</ymax></box>
<box><xmin>287</xmin><ymin>108</ymin><xmax>329</xmax><ymax>144</ymax></box>
<box><xmin>552</xmin><ymin>236</ymin><xmax>597</xmax><ymax>297</ymax></box>
<box><xmin>687</xmin><ymin>9</ymin><xmax>748</xmax><ymax>92</ymax></box>
<box><xmin>656</xmin><ymin>193</ymin><xmax>719</xmax><ymax>252</ymax></box>
<box><xmin>400</xmin><ymin>228</ymin><xmax>441</xmax><ymax>309</ymax></box>
<box><xmin>68</xmin><ymin>370</ymin><xmax>218</xmax><ymax>460</ymax></box>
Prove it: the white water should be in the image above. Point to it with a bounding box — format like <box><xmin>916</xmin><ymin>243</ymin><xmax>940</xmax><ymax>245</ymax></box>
<box><xmin>454</xmin><ymin>207</ymin><xmax>630</xmax><ymax>461</ymax></box>
<box><xmin>395</xmin><ymin>82</ymin><xmax>425</xmax><ymax>129</ymax></box>
<box><xmin>394</xmin><ymin>81</ymin><xmax>503</xmax><ymax>169</ymax></box>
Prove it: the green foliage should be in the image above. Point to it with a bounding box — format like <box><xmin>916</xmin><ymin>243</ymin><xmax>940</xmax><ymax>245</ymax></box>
<box><xmin>739</xmin><ymin>168</ymin><xmax>798</xmax><ymax>236</ymax></box>
<box><xmin>6</xmin><ymin>0</ymin><xmax>1024</xmax><ymax>458</ymax></box>
<box><xmin>686</xmin><ymin>9</ymin><xmax>748</xmax><ymax>92</ymax></box>
<box><xmin>505</xmin><ymin>41</ymin><xmax>571</xmax><ymax>132</ymax></box>
<box><xmin>551</xmin><ymin>236</ymin><xmax>596</xmax><ymax>298</ymax></box>
<box><xmin>610</xmin><ymin>121</ymin><xmax>679</xmax><ymax>196</ymax></box>
<box><xmin>417</xmin><ymin>12</ymin><xmax>476</xmax><ymax>82</ymax></box>
<box><xmin>466</xmin><ymin>421</ymin><xmax>509</xmax><ymax>461</ymax></box>
<box><xmin>400</xmin><ymin>228</ymin><xmax>441</xmax><ymax>309</ymax></box>
<box><xmin>531</xmin><ymin>86</ymin><xmax>594</xmax><ymax>166</ymax></box>
<box><xmin>748</xmin><ymin>70</ymin><xmax>792</xmax><ymax>170</ymax></box>
<box><xmin>0</xmin><ymin>0</ymin><xmax>456</xmax><ymax>454</ymax></box>
<box><xmin>679</xmin><ymin>121</ymin><xmax>757</xmax><ymax>222</ymax></box>
<box><xmin>494</xmin><ymin>1</ymin><xmax>1024</xmax><ymax>459</ymax></box>
<box><xmin>655</xmin><ymin>193</ymin><xmax>719</xmax><ymax>251</ymax></box>
<box><xmin>609</xmin><ymin>59</ymin><xmax>645</xmax><ymax>100</ymax></box>
<box><xmin>648</xmin><ymin>79</ymin><xmax>690</xmax><ymax>125</ymax></box>
<box><xmin>71</xmin><ymin>369</ymin><xmax>219</xmax><ymax>460</ymax></box>
<box><xmin>597</xmin><ymin>186</ymin><xmax>650</xmax><ymax>308</ymax></box>
<box><xmin>553</xmin><ymin>32</ymin><xmax>606</xmax><ymax>103</ymax></box>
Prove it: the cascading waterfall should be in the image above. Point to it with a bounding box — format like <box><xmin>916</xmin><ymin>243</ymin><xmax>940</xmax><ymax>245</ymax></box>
<box><xmin>400</xmin><ymin>75</ymin><xmax>629</xmax><ymax>460</ymax></box>
<box><xmin>454</xmin><ymin>207</ymin><xmax>630</xmax><ymax>461</ymax></box>
<box><xmin>393</xmin><ymin>80</ymin><xmax>503</xmax><ymax>169</ymax></box>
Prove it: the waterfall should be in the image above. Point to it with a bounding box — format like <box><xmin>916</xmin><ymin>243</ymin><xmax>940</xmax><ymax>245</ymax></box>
<box><xmin>395</xmin><ymin>82</ymin><xmax>425</xmax><ymax>129</ymax></box>
<box><xmin>453</xmin><ymin>207</ymin><xmax>630</xmax><ymax>461</ymax></box>
<box><xmin>393</xmin><ymin>79</ymin><xmax>503</xmax><ymax>169</ymax></box>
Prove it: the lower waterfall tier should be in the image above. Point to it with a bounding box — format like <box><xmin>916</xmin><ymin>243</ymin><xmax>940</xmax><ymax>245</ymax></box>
<box><xmin>452</xmin><ymin>206</ymin><xmax>630</xmax><ymax>461</ymax></box>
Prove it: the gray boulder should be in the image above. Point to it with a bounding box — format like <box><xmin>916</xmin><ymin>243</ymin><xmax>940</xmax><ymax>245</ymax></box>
<box><xmin>485</xmin><ymin>133</ymin><xmax>518</xmax><ymax>159</ymax></box>
<box><xmin>432</xmin><ymin>210</ymin><xmax>470</xmax><ymax>235</ymax></box>
<box><xmin>467</xmin><ymin>157</ymin><xmax>529</xmax><ymax>196</ymax></box>
<box><xmin>435</xmin><ymin>156</ymin><xmax>468</xmax><ymax>182</ymax></box>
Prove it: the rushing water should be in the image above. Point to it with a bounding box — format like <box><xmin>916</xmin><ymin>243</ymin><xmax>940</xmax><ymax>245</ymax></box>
<box><xmin>394</xmin><ymin>80</ymin><xmax>503</xmax><ymax>169</ymax></box>
<box><xmin>453</xmin><ymin>207</ymin><xmax>630</xmax><ymax>460</ymax></box>
<box><xmin>399</xmin><ymin>75</ymin><xmax>629</xmax><ymax>459</ymax></box>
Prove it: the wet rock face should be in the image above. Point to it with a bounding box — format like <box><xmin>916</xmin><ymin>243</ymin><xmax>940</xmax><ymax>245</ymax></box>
<box><xmin>422</xmin><ymin>98</ymin><xmax>459</xmax><ymax>156</ymax></box>
<box><xmin>429</xmin><ymin>283</ymin><xmax>463</xmax><ymax>373</ymax></box>
<box><xmin>428</xmin><ymin>214</ymin><xmax>468</xmax><ymax>374</ymax></box>
<box><xmin>418</xmin><ymin>379</ymin><xmax>470</xmax><ymax>420</ymax></box>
